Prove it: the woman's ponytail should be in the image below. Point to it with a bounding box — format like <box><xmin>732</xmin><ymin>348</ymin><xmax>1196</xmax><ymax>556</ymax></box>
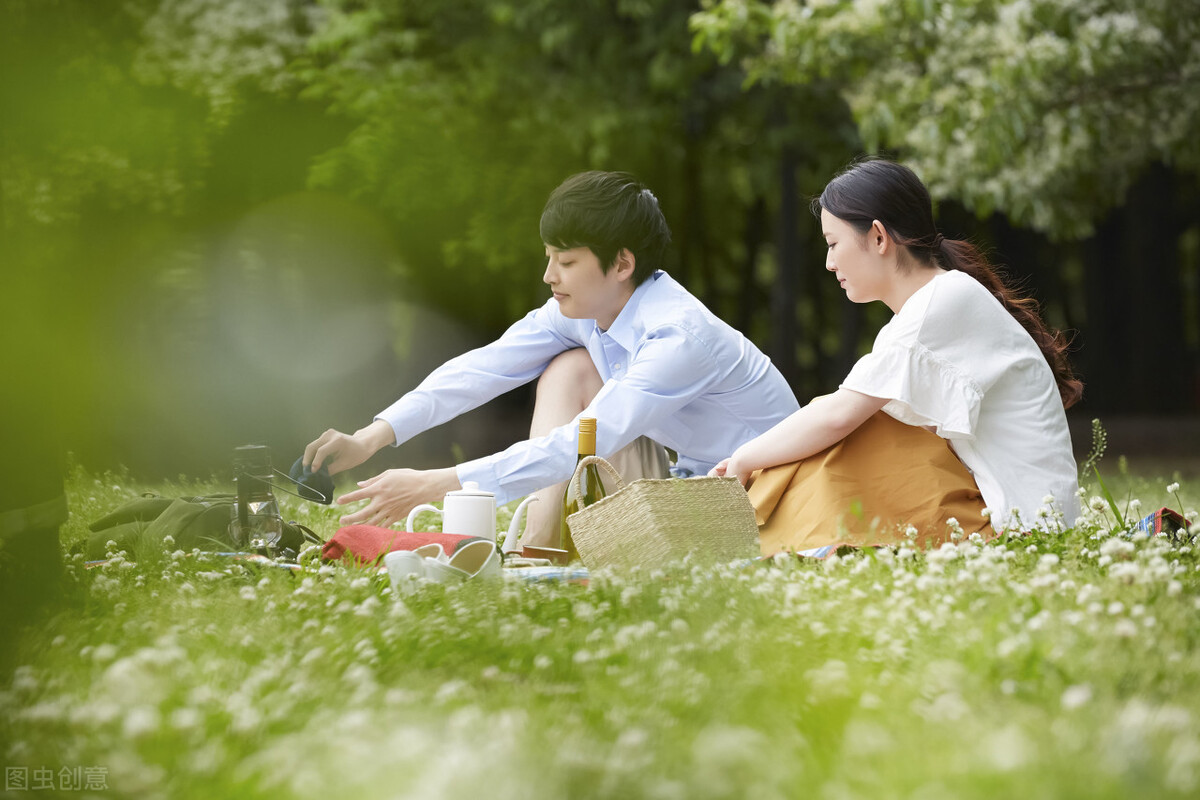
<box><xmin>937</xmin><ymin>238</ymin><xmax>1083</xmax><ymax>409</ymax></box>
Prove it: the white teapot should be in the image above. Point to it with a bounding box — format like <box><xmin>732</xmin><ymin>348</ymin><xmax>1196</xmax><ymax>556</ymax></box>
<box><xmin>406</xmin><ymin>482</ymin><xmax>538</xmax><ymax>547</ymax></box>
<box><xmin>406</xmin><ymin>481</ymin><xmax>495</xmax><ymax>538</ymax></box>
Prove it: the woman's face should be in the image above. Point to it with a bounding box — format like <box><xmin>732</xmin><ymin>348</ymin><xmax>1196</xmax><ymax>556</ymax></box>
<box><xmin>821</xmin><ymin>208</ymin><xmax>891</xmax><ymax>304</ymax></box>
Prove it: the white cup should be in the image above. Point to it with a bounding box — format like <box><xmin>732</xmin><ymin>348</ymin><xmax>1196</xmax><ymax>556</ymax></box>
<box><xmin>406</xmin><ymin>481</ymin><xmax>496</xmax><ymax>539</ymax></box>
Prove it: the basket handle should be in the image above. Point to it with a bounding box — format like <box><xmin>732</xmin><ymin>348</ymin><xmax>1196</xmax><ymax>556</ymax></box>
<box><xmin>570</xmin><ymin>454</ymin><xmax>625</xmax><ymax>500</ymax></box>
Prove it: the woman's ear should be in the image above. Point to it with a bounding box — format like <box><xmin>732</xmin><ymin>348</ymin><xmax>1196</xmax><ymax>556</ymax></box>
<box><xmin>870</xmin><ymin>220</ymin><xmax>891</xmax><ymax>254</ymax></box>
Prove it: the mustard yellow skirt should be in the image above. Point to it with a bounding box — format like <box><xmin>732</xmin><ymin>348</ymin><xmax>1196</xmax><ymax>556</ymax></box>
<box><xmin>745</xmin><ymin>411</ymin><xmax>993</xmax><ymax>554</ymax></box>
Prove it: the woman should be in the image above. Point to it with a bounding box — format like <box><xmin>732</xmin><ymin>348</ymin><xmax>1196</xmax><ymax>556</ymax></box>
<box><xmin>714</xmin><ymin>159</ymin><xmax>1081</xmax><ymax>552</ymax></box>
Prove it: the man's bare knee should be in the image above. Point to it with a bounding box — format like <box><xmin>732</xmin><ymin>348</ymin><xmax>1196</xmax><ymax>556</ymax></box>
<box><xmin>537</xmin><ymin>349</ymin><xmax>602</xmax><ymax>399</ymax></box>
<box><xmin>531</xmin><ymin>349</ymin><xmax>603</xmax><ymax>438</ymax></box>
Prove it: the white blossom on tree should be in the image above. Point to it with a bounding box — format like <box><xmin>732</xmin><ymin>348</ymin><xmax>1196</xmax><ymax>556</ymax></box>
<box><xmin>692</xmin><ymin>0</ymin><xmax>1200</xmax><ymax>238</ymax></box>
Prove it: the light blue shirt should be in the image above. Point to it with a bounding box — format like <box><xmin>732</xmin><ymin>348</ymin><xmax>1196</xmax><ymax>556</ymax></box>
<box><xmin>376</xmin><ymin>271</ymin><xmax>799</xmax><ymax>505</ymax></box>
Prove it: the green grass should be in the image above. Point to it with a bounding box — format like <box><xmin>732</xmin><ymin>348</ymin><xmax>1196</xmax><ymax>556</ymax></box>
<box><xmin>2</xmin><ymin>463</ymin><xmax>1199</xmax><ymax>799</ymax></box>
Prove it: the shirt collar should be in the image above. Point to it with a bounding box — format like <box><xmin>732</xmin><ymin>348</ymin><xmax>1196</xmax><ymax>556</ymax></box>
<box><xmin>601</xmin><ymin>270</ymin><xmax>662</xmax><ymax>351</ymax></box>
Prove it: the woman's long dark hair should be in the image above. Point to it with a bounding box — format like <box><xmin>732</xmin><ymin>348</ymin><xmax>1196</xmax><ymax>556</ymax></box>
<box><xmin>815</xmin><ymin>158</ymin><xmax>1083</xmax><ymax>409</ymax></box>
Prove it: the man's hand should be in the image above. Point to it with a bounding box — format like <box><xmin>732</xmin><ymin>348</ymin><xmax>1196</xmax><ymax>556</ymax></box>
<box><xmin>335</xmin><ymin>467</ymin><xmax>462</xmax><ymax>528</ymax></box>
<box><xmin>304</xmin><ymin>419</ymin><xmax>396</xmax><ymax>475</ymax></box>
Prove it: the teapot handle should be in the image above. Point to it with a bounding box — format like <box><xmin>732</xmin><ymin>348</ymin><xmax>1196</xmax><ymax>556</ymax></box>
<box><xmin>405</xmin><ymin>504</ymin><xmax>442</xmax><ymax>532</ymax></box>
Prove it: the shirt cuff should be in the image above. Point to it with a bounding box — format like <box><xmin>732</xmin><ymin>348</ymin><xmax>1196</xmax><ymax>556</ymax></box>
<box><xmin>456</xmin><ymin>457</ymin><xmax>511</xmax><ymax>506</ymax></box>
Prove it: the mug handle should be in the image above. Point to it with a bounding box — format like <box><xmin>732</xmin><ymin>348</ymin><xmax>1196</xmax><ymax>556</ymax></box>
<box><xmin>406</xmin><ymin>504</ymin><xmax>442</xmax><ymax>532</ymax></box>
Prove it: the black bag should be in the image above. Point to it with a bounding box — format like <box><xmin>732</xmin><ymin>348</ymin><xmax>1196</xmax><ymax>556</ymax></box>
<box><xmin>86</xmin><ymin>493</ymin><xmax>323</xmax><ymax>560</ymax></box>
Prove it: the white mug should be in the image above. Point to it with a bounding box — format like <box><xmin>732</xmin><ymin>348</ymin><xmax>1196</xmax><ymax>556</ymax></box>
<box><xmin>406</xmin><ymin>481</ymin><xmax>496</xmax><ymax>539</ymax></box>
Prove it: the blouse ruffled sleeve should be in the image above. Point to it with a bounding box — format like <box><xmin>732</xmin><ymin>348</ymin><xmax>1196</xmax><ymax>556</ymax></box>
<box><xmin>839</xmin><ymin>342</ymin><xmax>983</xmax><ymax>440</ymax></box>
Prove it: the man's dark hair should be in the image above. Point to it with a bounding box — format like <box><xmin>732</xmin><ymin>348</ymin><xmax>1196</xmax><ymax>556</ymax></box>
<box><xmin>539</xmin><ymin>171</ymin><xmax>671</xmax><ymax>284</ymax></box>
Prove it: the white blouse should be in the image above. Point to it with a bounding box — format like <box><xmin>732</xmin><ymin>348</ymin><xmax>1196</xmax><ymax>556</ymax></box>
<box><xmin>840</xmin><ymin>269</ymin><xmax>1079</xmax><ymax>530</ymax></box>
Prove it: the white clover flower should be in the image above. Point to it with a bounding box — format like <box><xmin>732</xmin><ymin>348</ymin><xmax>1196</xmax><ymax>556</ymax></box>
<box><xmin>1061</xmin><ymin>684</ymin><xmax>1093</xmax><ymax>710</ymax></box>
<box><xmin>1113</xmin><ymin>619</ymin><xmax>1138</xmax><ymax>638</ymax></box>
<box><xmin>1100</xmin><ymin>537</ymin><xmax>1136</xmax><ymax>558</ymax></box>
<box><xmin>1129</xmin><ymin>499</ymin><xmax>1142</xmax><ymax>512</ymax></box>
<box><xmin>239</xmin><ymin>586</ymin><xmax>257</xmax><ymax>601</ymax></box>
<box><xmin>981</xmin><ymin>507</ymin><xmax>991</xmax><ymax>518</ymax></box>
<box><xmin>1167</xmin><ymin>482</ymin><xmax>1181</xmax><ymax>494</ymax></box>
<box><xmin>170</xmin><ymin>707</ymin><xmax>203</xmax><ymax>731</ymax></box>
<box><xmin>1089</xmin><ymin>496</ymin><xmax>1108</xmax><ymax>512</ymax></box>
<box><xmin>354</xmin><ymin>596</ymin><xmax>381</xmax><ymax>617</ymax></box>
<box><xmin>1109</xmin><ymin>562</ymin><xmax>1140</xmax><ymax>584</ymax></box>
<box><xmin>122</xmin><ymin>706</ymin><xmax>161</xmax><ymax>739</ymax></box>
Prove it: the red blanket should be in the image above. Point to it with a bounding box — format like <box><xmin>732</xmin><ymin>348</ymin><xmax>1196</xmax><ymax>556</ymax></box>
<box><xmin>320</xmin><ymin>525</ymin><xmax>482</xmax><ymax>566</ymax></box>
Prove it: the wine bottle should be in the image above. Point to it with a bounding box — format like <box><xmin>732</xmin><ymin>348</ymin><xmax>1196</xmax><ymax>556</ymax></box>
<box><xmin>560</xmin><ymin>417</ymin><xmax>605</xmax><ymax>561</ymax></box>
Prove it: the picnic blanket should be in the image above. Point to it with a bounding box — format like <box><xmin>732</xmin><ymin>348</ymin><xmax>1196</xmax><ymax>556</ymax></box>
<box><xmin>320</xmin><ymin>524</ymin><xmax>483</xmax><ymax>566</ymax></box>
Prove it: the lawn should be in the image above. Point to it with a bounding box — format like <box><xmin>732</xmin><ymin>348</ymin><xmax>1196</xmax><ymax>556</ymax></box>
<box><xmin>1</xmin><ymin>457</ymin><xmax>1198</xmax><ymax>799</ymax></box>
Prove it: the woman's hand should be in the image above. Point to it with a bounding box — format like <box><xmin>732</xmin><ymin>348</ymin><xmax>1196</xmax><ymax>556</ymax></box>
<box><xmin>335</xmin><ymin>467</ymin><xmax>461</xmax><ymax>528</ymax></box>
<box><xmin>719</xmin><ymin>389</ymin><xmax>888</xmax><ymax>477</ymax></box>
<box><xmin>709</xmin><ymin>456</ymin><xmax>750</xmax><ymax>486</ymax></box>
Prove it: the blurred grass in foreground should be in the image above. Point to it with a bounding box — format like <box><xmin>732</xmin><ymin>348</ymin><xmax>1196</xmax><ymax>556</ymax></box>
<box><xmin>1</xmin><ymin>466</ymin><xmax>1198</xmax><ymax>800</ymax></box>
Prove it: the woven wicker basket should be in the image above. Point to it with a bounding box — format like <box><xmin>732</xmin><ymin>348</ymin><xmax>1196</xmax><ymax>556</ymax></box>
<box><xmin>566</xmin><ymin>455</ymin><xmax>760</xmax><ymax>569</ymax></box>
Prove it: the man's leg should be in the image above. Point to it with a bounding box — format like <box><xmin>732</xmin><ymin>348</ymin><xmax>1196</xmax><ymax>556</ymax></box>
<box><xmin>521</xmin><ymin>349</ymin><xmax>669</xmax><ymax>547</ymax></box>
<box><xmin>522</xmin><ymin>350</ymin><xmax>602</xmax><ymax>546</ymax></box>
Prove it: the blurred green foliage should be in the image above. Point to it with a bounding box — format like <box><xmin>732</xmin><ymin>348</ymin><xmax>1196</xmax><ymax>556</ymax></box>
<box><xmin>1</xmin><ymin>0</ymin><xmax>1197</xmax><ymax>483</ymax></box>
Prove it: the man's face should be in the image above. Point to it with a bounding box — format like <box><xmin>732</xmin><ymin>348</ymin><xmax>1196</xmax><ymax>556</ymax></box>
<box><xmin>543</xmin><ymin>245</ymin><xmax>633</xmax><ymax>330</ymax></box>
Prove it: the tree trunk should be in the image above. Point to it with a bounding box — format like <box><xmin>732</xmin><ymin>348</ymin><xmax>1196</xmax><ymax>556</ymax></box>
<box><xmin>772</xmin><ymin>145</ymin><xmax>801</xmax><ymax>389</ymax></box>
<box><xmin>737</xmin><ymin>197</ymin><xmax>767</xmax><ymax>337</ymax></box>
<box><xmin>1081</xmin><ymin>213</ymin><xmax>1131</xmax><ymax>412</ymax></box>
<box><xmin>1122</xmin><ymin>162</ymin><xmax>1187</xmax><ymax>411</ymax></box>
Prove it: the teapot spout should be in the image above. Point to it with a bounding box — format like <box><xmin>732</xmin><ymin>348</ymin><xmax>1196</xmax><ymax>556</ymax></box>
<box><xmin>503</xmin><ymin>495</ymin><xmax>539</xmax><ymax>554</ymax></box>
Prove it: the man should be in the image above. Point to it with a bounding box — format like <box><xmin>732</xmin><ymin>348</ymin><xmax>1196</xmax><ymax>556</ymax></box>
<box><xmin>305</xmin><ymin>171</ymin><xmax>798</xmax><ymax>546</ymax></box>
